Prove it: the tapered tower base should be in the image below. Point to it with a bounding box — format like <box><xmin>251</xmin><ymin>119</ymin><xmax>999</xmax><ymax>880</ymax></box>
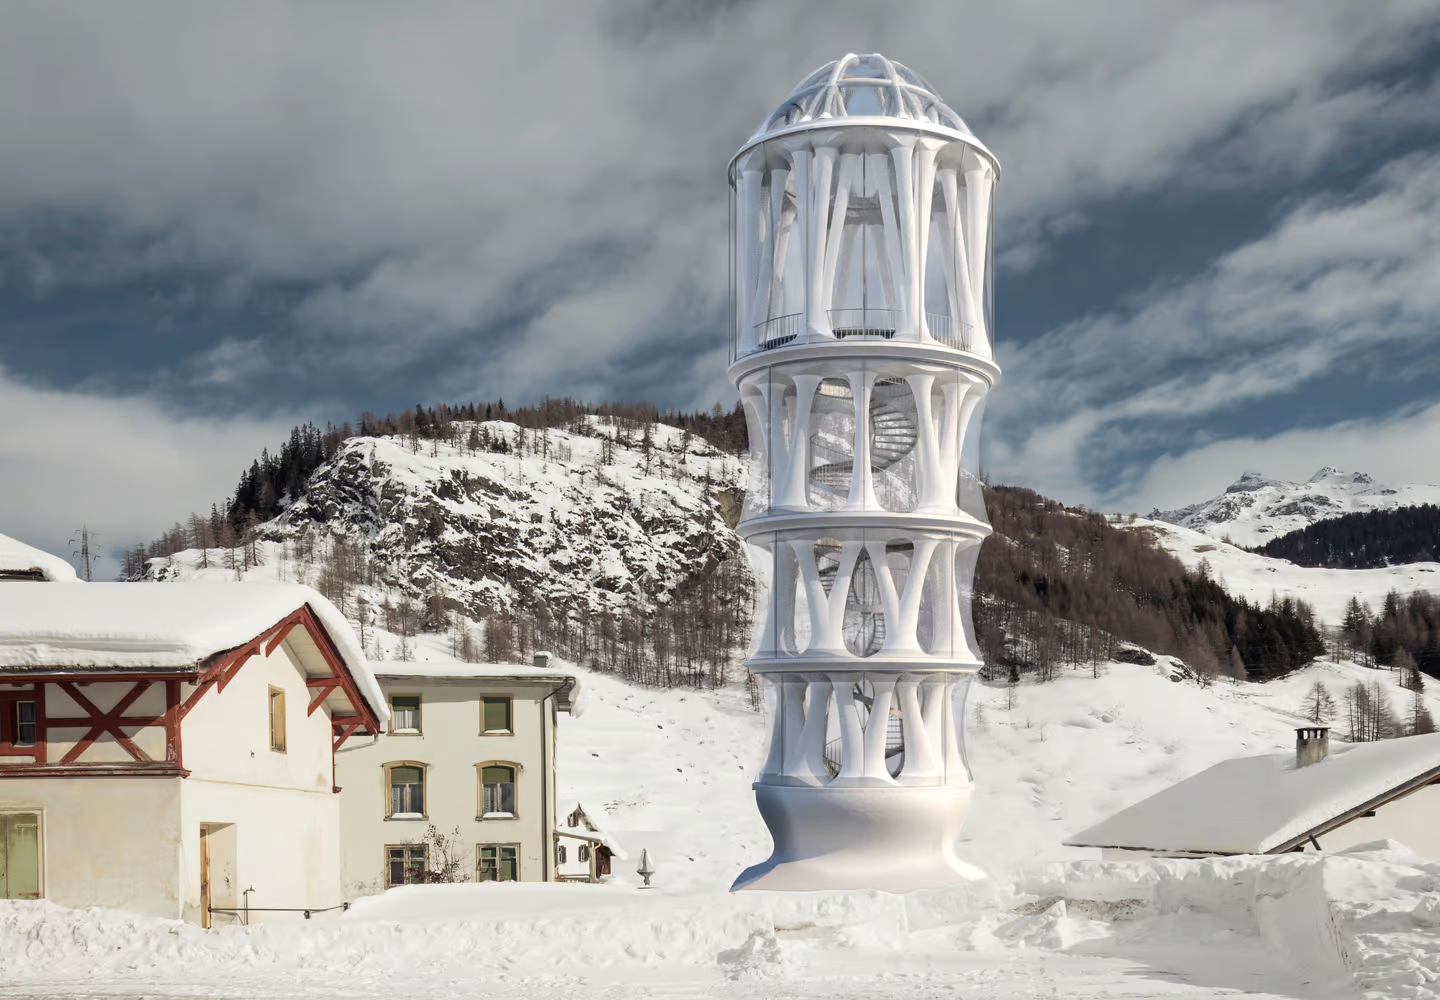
<box><xmin>731</xmin><ymin>783</ymin><xmax>983</xmax><ymax>893</ymax></box>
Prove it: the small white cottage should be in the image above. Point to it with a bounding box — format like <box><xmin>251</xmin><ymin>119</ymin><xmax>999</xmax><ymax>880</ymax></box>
<box><xmin>1066</xmin><ymin>728</ymin><xmax>1440</xmax><ymax>859</ymax></box>
<box><xmin>0</xmin><ymin>582</ymin><xmax>385</xmax><ymax>922</ymax></box>
<box><xmin>556</xmin><ymin>801</ymin><xmax>626</xmax><ymax>882</ymax></box>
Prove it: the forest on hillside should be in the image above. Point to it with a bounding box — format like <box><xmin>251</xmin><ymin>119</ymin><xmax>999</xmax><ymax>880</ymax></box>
<box><xmin>1254</xmin><ymin>504</ymin><xmax>1440</xmax><ymax>568</ymax></box>
<box><xmin>974</xmin><ymin>487</ymin><xmax>1326</xmax><ymax>684</ymax></box>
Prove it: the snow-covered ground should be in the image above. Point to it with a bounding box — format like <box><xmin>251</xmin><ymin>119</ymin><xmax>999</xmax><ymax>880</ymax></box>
<box><xmin>5</xmin><ymin>653</ymin><xmax>1438</xmax><ymax>998</ymax></box>
<box><xmin>1138</xmin><ymin>517</ymin><xmax>1440</xmax><ymax>626</ymax></box>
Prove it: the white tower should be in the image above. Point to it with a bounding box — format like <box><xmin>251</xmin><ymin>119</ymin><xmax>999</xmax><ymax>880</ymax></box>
<box><xmin>728</xmin><ymin>54</ymin><xmax>1000</xmax><ymax>892</ymax></box>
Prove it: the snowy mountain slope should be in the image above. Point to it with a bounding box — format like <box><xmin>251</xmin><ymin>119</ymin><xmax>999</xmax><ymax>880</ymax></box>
<box><xmin>1135</xmin><ymin>517</ymin><xmax>1440</xmax><ymax>626</ymax></box>
<box><xmin>1150</xmin><ymin>467</ymin><xmax>1440</xmax><ymax>548</ymax></box>
<box><xmin>149</xmin><ymin>417</ymin><xmax>748</xmax><ymax>620</ymax></box>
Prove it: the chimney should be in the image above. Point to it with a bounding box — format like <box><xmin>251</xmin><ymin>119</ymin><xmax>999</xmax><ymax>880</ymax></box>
<box><xmin>533</xmin><ymin>650</ymin><xmax>552</xmax><ymax>669</ymax></box>
<box><xmin>1296</xmin><ymin>727</ymin><xmax>1329</xmax><ymax>767</ymax></box>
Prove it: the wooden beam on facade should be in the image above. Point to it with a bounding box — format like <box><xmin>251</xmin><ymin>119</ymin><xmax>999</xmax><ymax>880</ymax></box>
<box><xmin>57</xmin><ymin>680</ymin><xmax>155</xmax><ymax>765</ymax></box>
<box><xmin>308</xmin><ymin>682</ymin><xmax>342</xmax><ymax>717</ymax></box>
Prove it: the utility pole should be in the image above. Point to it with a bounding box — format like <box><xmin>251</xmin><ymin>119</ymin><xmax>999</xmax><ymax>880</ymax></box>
<box><xmin>70</xmin><ymin>525</ymin><xmax>99</xmax><ymax>582</ymax></box>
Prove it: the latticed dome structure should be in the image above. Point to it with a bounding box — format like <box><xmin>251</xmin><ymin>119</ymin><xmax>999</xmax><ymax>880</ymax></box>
<box><xmin>751</xmin><ymin>53</ymin><xmax>982</xmax><ymax>143</ymax></box>
<box><xmin>727</xmin><ymin>55</ymin><xmax>1001</xmax><ymax>893</ymax></box>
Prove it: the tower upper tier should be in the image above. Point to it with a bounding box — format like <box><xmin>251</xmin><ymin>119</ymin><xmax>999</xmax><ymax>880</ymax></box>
<box><xmin>729</xmin><ymin>54</ymin><xmax>1001</xmax><ymax>372</ymax></box>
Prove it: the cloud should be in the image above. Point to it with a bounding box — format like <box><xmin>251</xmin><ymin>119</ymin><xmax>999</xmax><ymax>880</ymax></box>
<box><xmin>0</xmin><ymin>366</ymin><xmax>295</xmax><ymax>576</ymax></box>
<box><xmin>0</xmin><ymin>0</ymin><xmax>1435</xmax><ymax>410</ymax></box>
<box><xmin>987</xmin><ymin>153</ymin><xmax>1440</xmax><ymax>508</ymax></box>
<box><xmin>1121</xmin><ymin>400</ymin><xmax>1440</xmax><ymax>513</ymax></box>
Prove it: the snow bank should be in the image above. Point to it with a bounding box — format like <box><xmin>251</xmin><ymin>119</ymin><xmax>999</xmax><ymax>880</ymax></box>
<box><xmin>1011</xmin><ymin>846</ymin><xmax>1440</xmax><ymax>1000</ymax></box>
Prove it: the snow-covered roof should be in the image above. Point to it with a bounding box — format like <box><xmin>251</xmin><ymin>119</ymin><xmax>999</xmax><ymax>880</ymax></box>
<box><xmin>558</xmin><ymin>800</ymin><xmax>628</xmax><ymax>860</ymax></box>
<box><xmin>1066</xmin><ymin>733</ymin><xmax>1440</xmax><ymax>855</ymax></box>
<box><xmin>0</xmin><ymin>582</ymin><xmax>386</xmax><ymax>721</ymax></box>
<box><xmin>375</xmin><ymin>661</ymin><xmax>580</xmax><ymax>712</ymax></box>
<box><xmin>0</xmin><ymin>532</ymin><xmax>78</xmax><ymax>582</ymax></box>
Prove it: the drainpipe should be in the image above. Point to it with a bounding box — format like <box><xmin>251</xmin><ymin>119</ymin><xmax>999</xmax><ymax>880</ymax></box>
<box><xmin>540</xmin><ymin>687</ymin><xmax>554</xmax><ymax>882</ymax></box>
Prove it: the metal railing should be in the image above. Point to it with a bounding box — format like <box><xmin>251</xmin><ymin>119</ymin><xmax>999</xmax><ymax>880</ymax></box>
<box><xmin>752</xmin><ymin>312</ymin><xmax>803</xmax><ymax>352</ymax></box>
<box><xmin>208</xmin><ymin>901</ymin><xmax>350</xmax><ymax>924</ymax></box>
<box><xmin>829</xmin><ymin>307</ymin><xmax>898</xmax><ymax>339</ymax></box>
<box><xmin>738</xmin><ymin>310</ymin><xmax>977</xmax><ymax>358</ymax></box>
<box><xmin>925</xmin><ymin>313</ymin><xmax>973</xmax><ymax>352</ymax></box>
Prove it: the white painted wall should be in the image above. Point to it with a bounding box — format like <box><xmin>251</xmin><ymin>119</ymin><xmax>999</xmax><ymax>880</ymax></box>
<box><xmin>336</xmin><ymin>676</ymin><xmax>560</xmax><ymax>897</ymax></box>
<box><xmin>1308</xmin><ymin>785</ymin><xmax>1440</xmax><ymax>859</ymax></box>
<box><xmin>0</xmin><ymin>777</ymin><xmax>182</xmax><ymax>917</ymax></box>
<box><xmin>179</xmin><ymin>779</ymin><xmax>342</xmax><ymax>924</ymax></box>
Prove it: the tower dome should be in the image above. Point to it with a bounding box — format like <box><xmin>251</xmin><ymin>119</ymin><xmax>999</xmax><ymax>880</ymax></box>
<box><xmin>747</xmin><ymin>53</ymin><xmax>994</xmax><ymax>163</ymax></box>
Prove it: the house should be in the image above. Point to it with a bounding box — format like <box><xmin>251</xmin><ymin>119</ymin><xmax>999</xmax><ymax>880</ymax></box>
<box><xmin>556</xmin><ymin>801</ymin><xmax>625</xmax><ymax>882</ymax></box>
<box><xmin>0</xmin><ymin>532</ymin><xmax>78</xmax><ymax>583</ymax></box>
<box><xmin>335</xmin><ymin>656</ymin><xmax>579</xmax><ymax>895</ymax></box>
<box><xmin>0</xmin><ymin>582</ymin><xmax>385</xmax><ymax>923</ymax></box>
<box><xmin>1065</xmin><ymin>728</ymin><xmax>1440</xmax><ymax>860</ymax></box>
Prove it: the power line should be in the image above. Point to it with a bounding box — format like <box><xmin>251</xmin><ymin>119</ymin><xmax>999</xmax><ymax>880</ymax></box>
<box><xmin>70</xmin><ymin>525</ymin><xmax>99</xmax><ymax>582</ymax></box>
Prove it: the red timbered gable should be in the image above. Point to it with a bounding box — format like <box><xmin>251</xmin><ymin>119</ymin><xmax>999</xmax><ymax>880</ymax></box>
<box><xmin>0</xmin><ymin>604</ymin><xmax>379</xmax><ymax>780</ymax></box>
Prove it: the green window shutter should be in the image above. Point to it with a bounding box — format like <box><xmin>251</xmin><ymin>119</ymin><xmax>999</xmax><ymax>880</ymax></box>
<box><xmin>2</xmin><ymin>814</ymin><xmax>40</xmax><ymax>899</ymax></box>
<box><xmin>482</xmin><ymin>697</ymin><xmax>511</xmax><ymax>733</ymax></box>
<box><xmin>500</xmin><ymin>846</ymin><xmax>517</xmax><ymax>882</ymax></box>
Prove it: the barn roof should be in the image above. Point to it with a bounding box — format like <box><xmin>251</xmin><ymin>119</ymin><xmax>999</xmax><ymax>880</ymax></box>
<box><xmin>0</xmin><ymin>582</ymin><xmax>386</xmax><ymax>722</ymax></box>
<box><xmin>1065</xmin><ymin>732</ymin><xmax>1440</xmax><ymax>855</ymax></box>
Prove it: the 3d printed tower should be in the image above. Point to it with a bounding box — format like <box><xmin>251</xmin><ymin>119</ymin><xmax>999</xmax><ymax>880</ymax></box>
<box><xmin>729</xmin><ymin>54</ymin><xmax>1000</xmax><ymax>892</ymax></box>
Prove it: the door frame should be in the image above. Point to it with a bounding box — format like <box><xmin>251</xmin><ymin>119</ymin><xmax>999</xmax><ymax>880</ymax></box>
<box><xmin>199</xmin><ymin>824</ymin><xmax>211</xmax><ymax>929</ymax></box>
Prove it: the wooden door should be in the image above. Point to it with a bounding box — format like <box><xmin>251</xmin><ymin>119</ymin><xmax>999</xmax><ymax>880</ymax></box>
<box><xmin>199</xmin><ymin>826</ymin><xmax>211</xmax><ymax>929</ymax></box>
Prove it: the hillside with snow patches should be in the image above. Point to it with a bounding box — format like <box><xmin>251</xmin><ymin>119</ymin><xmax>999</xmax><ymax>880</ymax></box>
<box><xmin>150</xmin><ymin>417</ymin><xmax>747</xmax><ymax>617</ymax></box>
<box><xmin>1137</xmin><ymin>516</ymin><xmax>1440</xmax><ymax>627</ymax></box>
<box><xmin>1150</xmin><ymin>467</ymin><xmax>1440</xmax><ymax>549</ymax></box>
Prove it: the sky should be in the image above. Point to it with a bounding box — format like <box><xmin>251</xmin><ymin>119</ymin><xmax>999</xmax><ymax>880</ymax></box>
<box><xmin>2</xmin><ymin>0</ymin><xmax>1439</xmax><ymax>575</ymax></box>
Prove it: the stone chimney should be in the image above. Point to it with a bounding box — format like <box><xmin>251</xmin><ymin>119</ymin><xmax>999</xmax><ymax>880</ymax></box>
<box><xmin>533</xmin><ymin>651</ymin><xmax>552</xmax><ymax>669</ymax></box>
<box><xmin>1296</xmin><ymin>727</ymin><xmax>1329</xmax><ymax>767</ymax></box>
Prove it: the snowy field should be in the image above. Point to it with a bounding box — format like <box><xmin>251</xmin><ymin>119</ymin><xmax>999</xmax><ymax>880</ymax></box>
<box><xmin>4</xmin><ymin>654</ymin><xmax>1440</xmax><ymax>998</ymax></box>
<box><xmin>1138</xmin><ymin>517</ymin><xmax>1440</xmax><ymax>627</ymax></box>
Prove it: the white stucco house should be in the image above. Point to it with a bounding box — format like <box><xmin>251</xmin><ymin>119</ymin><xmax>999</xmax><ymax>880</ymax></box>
<box><xmin>556</xmin><ymin>801</ymin><xmax>625</xmax><ymax>882</ymax></box>
<box><xmin>1066</xmin><ymin>728</ymin><xmax>1440</xmax><ymax>860</ymax></box>
<box><xmin>335</xmin><ymin>657</ymin><xmax>579</xmax><ymax>895</ymax></box>
<box><xmin>0</xmin><ymin>582</ymin><xmax>385</xmax><ymax>922</ymax></box>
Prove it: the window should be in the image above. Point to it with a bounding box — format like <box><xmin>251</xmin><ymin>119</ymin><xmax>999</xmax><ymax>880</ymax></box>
<box><xmin>479</xmin><ymin>764</ymin><xmax>516</xmax><ymax>818</ymax></box>
<box><xmin>578</xmin><ymin>844</ymin><xmax>590</xmax><ymax>863</ymax></box>
<box><xmin>556</xmin><ymin>844</ymin><xmax>567</xmax><ymax>864</ymax></box>
<box><xmin>389</xmin><ymin>695</ymin><xmax>421</xmax><ymax>735</ymax></box>
<box><xmin>385</xmin><ymin>844</ymin><xmax>428</xmax><ymax>888</ymax></box>
<box><xmin>386</xmin><ymin>763</ymin><xmax>426</xmax><ymax>818</ymax></box>
<box><xmin>480</xmin><ymin>696</ymin><xmax>512</xmax><ymax>735</ymax></box>
<box><xmin>477</xmin><ymin>844</ymin><xmax>518</xmax><ymax>882</ymax></box>
<box><xmin>15</xmin><ymin>702</ymin><xmax>36</xmax><ymax>747</ymax></box>
<box><xmin>268</xmin><ymin>687</ymin><xmax>286</xmax><ymax>753</ymax></box>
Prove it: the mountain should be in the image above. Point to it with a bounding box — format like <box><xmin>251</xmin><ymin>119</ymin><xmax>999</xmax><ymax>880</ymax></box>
<box><xmin>1253</xmin><ymin>504</ymin><xmax>1440</xmax><ymax>569</ymax></box>
<box><xmin>1148</xmin><ymin>467</ymin><xmax>1440</xmax><ymax>548</ymax></box>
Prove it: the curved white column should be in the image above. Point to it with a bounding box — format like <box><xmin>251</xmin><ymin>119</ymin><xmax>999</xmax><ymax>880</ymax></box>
<box><xmin>845</xmin><ymin>369</ymin><xmax>878</xmax><ymax>510</ymax></box>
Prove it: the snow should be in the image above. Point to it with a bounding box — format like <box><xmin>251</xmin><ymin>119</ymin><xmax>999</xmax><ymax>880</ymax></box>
<box><xmin>1136</xmin><ymin>516</ymin><xmax>1440</xmax><ymax>626</ymax></box>
<box><xmin>1066</xmin><ymin>733</ymin><xmax>1440</xmax><ymax>854</ymax></box>
<box><xmin>559</xmin><ymin>801</ymin><xmax>630</xmax><ymax>859</ymax></box>
<box><xmin>0</xmin><ymin>581</ymin><xmax>387</xmax><ymax>721</ymax></box>
<box><xmin>5</xmin><ymin>653</ymin><xmax>1440</xmax><ymax>995</ymax></box>
<box><xmin>1150</xmin><ymin>466</ymin><xmax>1440</xmax><ymax>548</ymax></box>
<box><xmin>0</xmin><ymin>531</ymin><xmax>78</xmax><ymax>582</ymax></box>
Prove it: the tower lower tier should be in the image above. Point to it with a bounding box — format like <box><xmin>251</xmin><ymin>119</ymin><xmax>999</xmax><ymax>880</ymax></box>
<box><xmin>731</xmin><ymin>783</ymin><xmax>980</xmax><ymax>892</ymax></box>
